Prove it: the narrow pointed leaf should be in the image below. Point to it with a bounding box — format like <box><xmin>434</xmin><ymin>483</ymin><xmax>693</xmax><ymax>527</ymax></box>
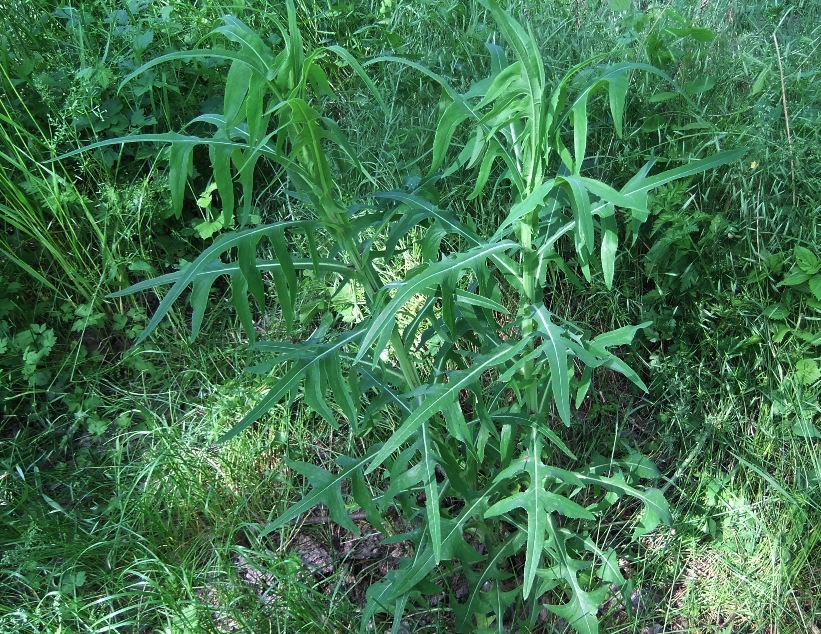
<box><xmin>531</xmin><ymin>306</ymin><xmax>572</xmax><ymax>424</ymax></box>
<box><xmin>571</xmin><ymin>92</ymin><xmax>589</xmax><ymax>173</ymax></box>
<box><xmin>365</xmin><ymin>339</ymin><xmax>529</xmax><ymax>474</ymax></box>
<box><xmin>621</xmin><ymin>149</ymin><xmax>746</xmax><ymax>198</ymax></box>
<box><xmin>356</xmin><ymin>242</ymin><xmax>516</xmax><ymax>361</ymax></box>
<box><xmin>168</xmin><ymin>140</ymin><xmax>195</xmax><ymax>218</ymax></box>
<box><xmin>219</xmin><ymin>327</ymin><xmax>367</xmax><ymax>442</ymax></box>
<box><xmin>262</xmin><ymin>451</ymin><xmax>374</xmax><ymax>536</ymax></box>
<box><xmin>600</xmin><ymin>212</ymin><xmax>618</xmax><ymax>289</ymax></box>
<box><xmin>420</xmin><ymin>422</ymin><xmax>442</xmax><ymax>562</ymax></box>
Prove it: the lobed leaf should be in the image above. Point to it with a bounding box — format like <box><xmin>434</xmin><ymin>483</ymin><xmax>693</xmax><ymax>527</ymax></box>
<box><xmin>356</xmin><ymin>241</ymin><xmax>518</xmax><ymax>362</ymax></box>
<box><xmin>261</xmin><ymin>450</ymin><xmax>374</xmax><ymax>536</ymax></box>
<box><xmin>364</xmin><ymin>339</ymin><xmax>529</xmax><ymax>475</ymax></box>
<box><xmin>530</xmin><ymin>306</ymin><xmax>574</xmax><ymax>425</ymax></box>
<box><xmin>221</xmin><ymin>327</ymin><xmax>368</xmax><ymax>442</ymax></box>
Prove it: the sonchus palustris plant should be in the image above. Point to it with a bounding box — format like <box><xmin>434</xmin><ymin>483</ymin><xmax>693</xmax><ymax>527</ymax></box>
<box><xmin>64</xmin><ymin>0</ymin><xmax>743</xmax><ymax>631</ymax></box>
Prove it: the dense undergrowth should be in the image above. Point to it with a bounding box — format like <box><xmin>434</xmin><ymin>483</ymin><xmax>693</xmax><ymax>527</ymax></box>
<box><xmin>1</xmin><ymin>0</ymin><xmax>819</xmax><ymax>632</ymax></box>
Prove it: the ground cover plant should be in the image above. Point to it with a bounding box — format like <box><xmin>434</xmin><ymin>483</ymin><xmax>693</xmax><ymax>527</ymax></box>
<box><xmin>1</xmin><ymin>0</ymin><xmax>819</xmax><ymax>632</ymax></box>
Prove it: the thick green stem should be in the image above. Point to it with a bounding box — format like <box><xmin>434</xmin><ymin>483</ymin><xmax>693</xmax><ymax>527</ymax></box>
<box><xmin>519</xmin><ymin>213</ymin><xmax>540</xmax><ymax>414</ymax></box>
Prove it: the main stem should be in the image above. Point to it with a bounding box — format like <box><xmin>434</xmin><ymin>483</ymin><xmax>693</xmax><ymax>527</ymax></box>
<box><xmin>519</xmin><ymin>212</ymin><xmax>540</xmax><ymax>415</ymax></box>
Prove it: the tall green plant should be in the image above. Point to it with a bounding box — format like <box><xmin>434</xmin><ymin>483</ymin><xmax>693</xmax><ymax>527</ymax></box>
<box><xmin>0</xmin><ymin>68</ymin><xmax>110</xmax><ymax>303</ymax></box>
<box><xmin>62</xmin><ymin>0</ymin><xmax>743</xmax><ymax>631</ymax></box>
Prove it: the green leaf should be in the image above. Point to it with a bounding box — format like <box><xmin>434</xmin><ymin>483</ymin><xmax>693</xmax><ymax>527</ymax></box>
<box><xmin>607</xmin><ymin>70</ymin><xmax>629</xmax><ymax>139</ymax></box>
<box><xmin>455</xmin><ymin>289</ymin><xmax>509</xmax><ymax>314</ymax></box>
<box><xmin>621</xmin><ymin>451</ymin><xmax>662</xmax><ymax>479</ymax></box>
<box><xmin>608</xmin><ymin>0</ymin><xmax>631</xmax><ymax>10</ymax></box>
<box><xmin>794</xmin><ymin>359</ymin><xmax>820</xmax><ymax>386</ymax></box>
<box><xmin>350</xmin><ymin>464</ymin><xmax>387</xmax><ymax>533</ymax></box>
<box><xmin>356</xmin><ymin>241</ymin><xmax>517</xmax><ymax>362</ymax></box>
<box><xmin>431</xmin><ymin>99</ymin><xmax>472</xmax><ymax>174</ymax></box>
<box><xmin>110</xmin><ymin>221</ymin><xmax>309</xmax><ymax>344</ymax></box>
<box><xmin>795</xmin><ymin>246</ymin><xmax>820</xmax><ymax>274</ymax></box>
<box><xmin>366</xmin><ymin>486</ymin><xmax>501</xmax><ymax>619</ymax></box>
<box><xmin>793</xmin><ymin>420</ymin><xmax>821</xmax><ymax>439</ymax></box>
<box><xmin>364</xmin><ymin>339</ymin><xmax>529</xmax><ymax>476</ymax></box>
<box><xmin>546</xmin><ymin>587</ymin><xmax>607</xmax><ymax>634</ymax></box>
<box><xmin>467</xmin><ymin>139</ymin><xmax>506</xmax><ymax>201</ymax></box>
<box><xmin>619</xmin><ymin>149</ymin><xmax>746</xmax><ymax>199</ymax></box>
<box><xmin>304</xmin><ymin>362</ymin><xmax>338</xmax><ymax>428</ymax></box>
<box><xmin>119</xmin><ymin>49</ymin><xmax>269</xmax><ymax>91</ymax></box>
<box><xmin>571</xmin><ymin>92</ymin><xmax>589</xmax><ymax>172</ymax></box>
<box><xmin>592</xmin><ymin>546</ymin><xmax>628</xmax><ymax>587</ymax></box>
<box><xmin>492</xmin><ymin>178</ymin><xmax>557</xmax><ymax>242</ymax></box>
<box><xmin>684</xmin><ymin>76</ymin><xmax>716</xmax><ymax>95</ymax></box>
<box><xmin>544</xmin><ymin>518</ymin><xmax>609</xmax><ymax>634</ymax></box>
<box><xmin>325</xmin><ymin>44</ymin><xmax>388</xmax><ymax>115</ymax></box>
<box><xmin>579</xmin><ymin>473</ymin><xmax>671</xmax><ymax>538</ymax></box>
<box><xmin>220</xmin><ymin>327</ymin><xmax>367</xmax><ymax>442</ymax></box>
<box><xmin>215</xmin><ymin>15</ymin><xmax>277</xmax><ymax>78</ymax></box>
<box><xmin>0</xmin><ymin>248</ymin><xmax>59</xmax><ymax>292</ymax></box>
<box><xmin>590</xmin><ymin>321</ymin><xmax>651</xmax><ymax>349</ymax></box>
<box><xmin>687</xmin><ymin>27</ymin><xmax>717</xmax><ymax>42</ymax></box>
<box><xmin>262</xmin><ymin>451</ymin><xmax>374</xmax><ymax>536</ymax></box>
<box><xmin>572</xmin><ymin>176</ymin><xmax>648</xmax><ymax>215</ymax></box>
<box><xmin>751</xmin><ymin>66</ymin><xmax>770</xmax><ymax>96</ymax></box>
<box><xmin>649</xmin><ymin>91</ymin><xmax>679</xmax><ymax>103</ymax></box>
<box><xmin>325</xmin><ymin>353</ymin><xmax>359</xmax><ymax>427</ymax></box>
<box><xmin>600</xmin><ymin>212</ymin><xmax>618</xmax><ymax>289</ymax></box>
<box><xmin>419</xmin><ymin>422</ymin><xmax>442</xmax><ymax>562</ymax></box>
<box><xmin>530</xmin><ymin>306</ymin><xmax>574</xmax><ymax>425</ymax></box>
<box><xmin>224</xmin><ymin>60</ymin><xmax>253</xmax><ymax>128</ymax></box>
<box><xmin>485</xmin><ymin>430</ymin><xmax>594</xmax><ymax>598</ymax></box>
<box><xmin>223</xmin><ymin>362</ymin><xmax>306</xmax><ymax>442</ymax></box>
<box><xmin>456</xmin><ymin>531</ymin><xmax>526</xmax><ymax>632</ymax></box>
<box><xmin>809</xmin><ymin>275</ymin><xmax>821</xmax><ymax>301</ymax></box>
<box><xmin>559</xmin><ymin>176</ymin><xmax>594</xmax><ymax>269</ymax></box>
<box><xmin>575</xmin><ymin>366</ymin><xmax>593</xmax><ymax>409</ymax></box>
<box><xmin>286</xmin><ymin>98</ymin><xmax>335</xmax><ymax>200</ymax></box>
<box><xmin>762</xmin><ymin>304</ymin><xmax>789</xmax><ymax>320</ymax></box>
<box><xmin>779</xmin><ymin>269</ymin><xmax>812</xmax><ymax>287</ymax></box>
<box><xmin>271</xmin><ymin>227</ymin><xmax>297</xmax><ymax>331</ymax></box>
<box><xmin>481</xmin><ymin>0</ymin><xmax>544</xmax><ymax>128</ymax></box>
<box><xmin>110</xmin><ymin>258</ymin><xmax>351</xmax><ymax>296</ymax></box>
<box><xmin>210</xmin><ymin>139</ymin><xmax>236</xmax><ymax>226</ymax></box>
<box><xmin>230</xmin><ymin>273</ymin><xmax>256</xmax><ymax>343</ymax></box>
<box><xmin>168</xmin><ymin>139</ymin><xmax>196</xmax><ymax>218</ymax></box>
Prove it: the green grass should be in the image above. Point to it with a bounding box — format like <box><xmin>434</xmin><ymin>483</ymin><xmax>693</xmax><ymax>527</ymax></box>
<box><xmin>2</xmin><ymin>0</ymin><xmax>820</xmax><ymax>632</ymax></box>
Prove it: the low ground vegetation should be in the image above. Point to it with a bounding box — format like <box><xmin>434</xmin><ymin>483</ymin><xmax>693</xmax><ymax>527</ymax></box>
<box><xmin>1</xmin><ymin>0</ymin><xmax>819</xmax><ymax>632</ymax></box>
